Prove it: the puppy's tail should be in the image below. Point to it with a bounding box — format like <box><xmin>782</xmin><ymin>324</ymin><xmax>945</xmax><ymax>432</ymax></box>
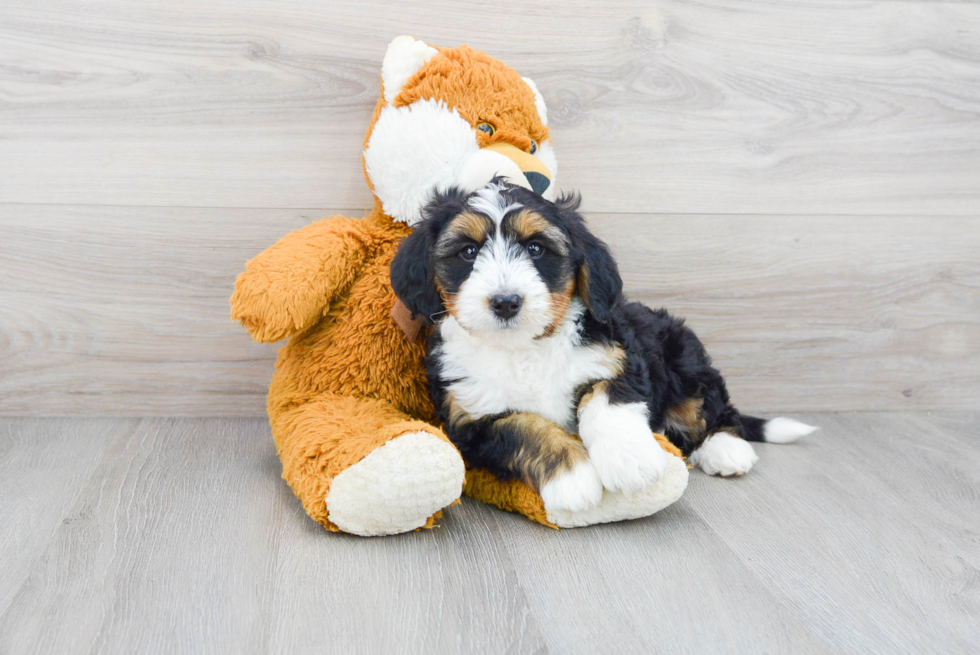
<box><xmin>737</xmin><ymin>415</ymin><xmax>819</xmax><ymax>444</ymax></box>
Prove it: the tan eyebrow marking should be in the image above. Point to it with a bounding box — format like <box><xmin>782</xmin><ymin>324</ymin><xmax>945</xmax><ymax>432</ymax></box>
<box><xmin>451</xmin><ymin>211</ymin><xmax>494</xmax><ymax>242</ymax></box>
<box><xmin>435</xmin><ymin>211</ymin><xmax>494</xmax><ymax>256</ymax></box>
<box><xmin>506</xmin><ymin>209</ymin><xmax>568</xmax><ymax>255</ymax></box>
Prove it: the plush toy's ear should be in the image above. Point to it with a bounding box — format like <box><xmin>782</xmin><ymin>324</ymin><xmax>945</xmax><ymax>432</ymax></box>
<box><xmin>382</xmin><ymin>35</ymin><xmax>439</xmax><ymax>104</ymax></box>
<box><xmin>390</xmin><ymin>187</ymin><xmax>470</xmax><ymax>323</ymax></box>
<box><xmin>521</xmin><ymin>76</ymin><xmax>548</xmax><ymax>127</ymax></box>
<box><xmin>556</xmin><ymin>193</ymin><xmax>623</xmax><ymax>323</ymax></box>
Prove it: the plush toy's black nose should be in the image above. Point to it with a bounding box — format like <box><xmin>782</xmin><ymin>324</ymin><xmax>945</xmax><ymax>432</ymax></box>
<box><xmin>489</xmin><ymin>294</ymin><xmax>523</xmax><ymax>319</ymax></box>
<box><xmin>524</xmin><ymin>172</ymin><xmax>550</xmax><ymax>196</ymax></box>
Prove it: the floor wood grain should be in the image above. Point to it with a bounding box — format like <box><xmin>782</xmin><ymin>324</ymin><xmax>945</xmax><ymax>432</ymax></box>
<box><xmin>0</xmin><ymin>419</ymin><xmax>120</xmax><ymax>617</ymax></box>
<box><xmin>0</xmin><ymin>414</ymin><xmax>976</xmax><ymax>654</ymax></box>
<box><xmin>684</xmin><ymin>412</ymin><xmax>980</xmax><ymax>654</ymax></box>
<box><xmin>2</xmin><ymin>205</ymin><xmax>977</xmax><ymax>415</ymax></box>
<box><xmin>0</xmin><ymin>419</ymin><xmax>288</xmax><ymax>654</ymax></box>
<box><xmin>1</xmin><ymin>1</ymin><xmax>979</xmax><ymax>214</ymax></box>
<box><xmin>486</xmin><ymin>501</ymin><xmax>833</xmax><ymax>654</ymax></box>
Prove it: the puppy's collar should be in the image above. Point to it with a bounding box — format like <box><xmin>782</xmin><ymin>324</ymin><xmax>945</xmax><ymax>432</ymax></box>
<box><xmin>391</xmin><ymin>298</ymin><xmax>425</xmax><ymax>341</ymax></box>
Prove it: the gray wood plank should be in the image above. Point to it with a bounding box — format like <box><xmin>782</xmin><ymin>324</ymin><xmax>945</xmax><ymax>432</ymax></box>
<box><xmin>0</xmin><ymin>418</ymin><xmax>121</xmax><ymax>617</ymax></box>
<box><xmin>2</xmin><ymin>205</ymin><xmax>977</xmax><ymax>416</ymax></box>
<box><xmin>0</xmin><ymin>418</ymin><xmax>548</xmax><ymax>655</ymax></box>
<box><xmin>0</xmin><ymin>414</ymin><xmax>977</xmax><ymax>653</ymax></box>
<box><xmin>0</xmin><ymin>205</ymin><xmax>326</xmax><ymax>416</ymax></box>
<box><xmin>484</xmin><ymin>494</ymin><xmax>833</xmax><ymax>654</ymax></box>
<box><xmin>0</xmin><ymin>418</ymin><xmax>288</xmax><ymax>654</ymax></box>
<box><xmin>591</xmin><ymin>214</ymin><xmax>980</xmax><ymax>413</ymax></box>
<box><xmin>1</xmin><ymin>1</ymin><xmax>979</xmax><ymax>214</ymax></box>
<box><xmin>683</xmin><ymin>412</ymin><xmax>980</xmax><ymax>654</ymax></box>
<box><xmin>265</xmin><ymin>494</ymin><xmax>548</xmax><ymax>655</ymax></box>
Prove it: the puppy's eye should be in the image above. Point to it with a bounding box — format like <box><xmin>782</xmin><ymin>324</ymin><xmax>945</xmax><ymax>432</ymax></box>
<box><xmin>476</xmin><ymin>122</ymin><xmax>495</xmax><ymax>136</ymax></box>
<box><xmin>529</xmin><ymin>139</ymin><xmax>538</xmax><ymax>155</ymax></box>
<box><xmin>526</xmin><ymin>242</ymin><xmax>545</xmax><ymax>259</ymax></box>
<box><xmin>459</xmin><ymin>244</ymin><xmax>479</xmax><ymax>261</ymax></box>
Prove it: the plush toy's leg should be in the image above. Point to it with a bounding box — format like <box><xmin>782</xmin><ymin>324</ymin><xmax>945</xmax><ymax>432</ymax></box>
<box><xmin>270</xmin><ymin>393</ymin><xmax>465</xmax><ymax>536</ymax></box>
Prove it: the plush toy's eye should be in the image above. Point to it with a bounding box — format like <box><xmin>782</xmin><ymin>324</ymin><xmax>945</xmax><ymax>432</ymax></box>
<box><xmin>459</xmin><ymin>244</ymin><xmax>479</xmax><ymax>261</ymax></box>
<box><xmin>477</xmin><ymin>122</ymin><xmax>495</xmax><ymax>136</ymax></box>
<box><xmin>529</xmin><ymin>139</ymin><xmax>538</xmax><ymax>155</ymax></box>
<box><xmin>526</xmin><ymin>242</ymin><xmax>545</xmax><ymax>259</ymax></box>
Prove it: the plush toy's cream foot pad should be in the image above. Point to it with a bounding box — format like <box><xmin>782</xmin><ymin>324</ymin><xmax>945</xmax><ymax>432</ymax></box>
<box><xmin>546</xmin><ymin>455</ymin><xmax>688</xmax><ymax>528</ymax></box>
<box><xmin>326</xmin><ymin>431</ymin><xmax>465</xmax><ymax>536</ymax></box>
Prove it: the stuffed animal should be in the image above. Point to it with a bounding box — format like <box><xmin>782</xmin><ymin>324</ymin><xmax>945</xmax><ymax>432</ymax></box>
<box><xmin>230</xmin><ymin>36</ymin><xmax>688</xmax><ymax>536</ymax></box>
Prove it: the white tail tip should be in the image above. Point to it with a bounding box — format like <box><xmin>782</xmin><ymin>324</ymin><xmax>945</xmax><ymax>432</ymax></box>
<box><xmin>764</xmin><ymin>418</ymin><xmax>818</xmax><ymax>444</ymax></box>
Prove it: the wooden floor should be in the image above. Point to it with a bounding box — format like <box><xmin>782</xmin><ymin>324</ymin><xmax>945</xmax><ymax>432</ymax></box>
<box><xmin>2</xmin><ymin>412</ymin><xmax>977</xmax><ymax>654</ymax></box>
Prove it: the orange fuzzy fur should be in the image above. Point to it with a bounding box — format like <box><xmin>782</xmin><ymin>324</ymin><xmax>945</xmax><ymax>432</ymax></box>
<box><xmin>233</xmin><ymin>42</ymin><xmax>561</xmax><ymax>532</ymax></box>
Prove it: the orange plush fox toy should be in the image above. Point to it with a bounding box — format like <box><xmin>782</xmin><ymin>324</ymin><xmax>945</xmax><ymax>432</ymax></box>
<box><xmin>231</xmin><ymin>36</ymin><xmax>688</xmax><ymax>536</ymax></box>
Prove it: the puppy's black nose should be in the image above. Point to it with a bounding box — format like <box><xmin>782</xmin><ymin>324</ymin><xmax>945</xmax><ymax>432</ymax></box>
<box><xmin>489</xmin><ymin>294</ymin><xmax>523</xmax><ymax>319</ymax></box>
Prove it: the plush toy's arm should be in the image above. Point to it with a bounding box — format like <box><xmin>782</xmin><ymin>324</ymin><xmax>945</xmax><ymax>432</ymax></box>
<box><xmin>231</xmin><ymin>216</ymin><xmax>369</xmax><ymax>343</ymax></box>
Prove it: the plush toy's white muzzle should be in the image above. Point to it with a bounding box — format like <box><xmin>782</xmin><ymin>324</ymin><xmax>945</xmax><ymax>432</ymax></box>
<box><xmin>364</xmin><ymin>99</ymin><xmax>557</xmax><ymax>226</ymax></box>
<box><xmin>456</xmin><ymin>143</ymin><xmax>556</xmax><ymax>200</ymax></box>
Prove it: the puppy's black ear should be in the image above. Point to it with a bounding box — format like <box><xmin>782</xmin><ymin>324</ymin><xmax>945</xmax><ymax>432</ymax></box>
<box><xmin>556</xmin><ymin>192</ymin><xmax>623</xmax><ymax>323</ymax></box>
<box><xmin>391</xmin><ymin>224</ymin><xmax>440</xmax><ymax>323</ymax></box>
<box><xmin>390</xmin><ymin>187</ymin><xmax>469</xmax><ymax>323</ymax></box>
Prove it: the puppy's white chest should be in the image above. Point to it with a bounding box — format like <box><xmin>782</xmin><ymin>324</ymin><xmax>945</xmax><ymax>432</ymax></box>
<box><xmin>436</xmin><ymin>315</ymin><xmax>617</xmax><ymax>430</ymax></box>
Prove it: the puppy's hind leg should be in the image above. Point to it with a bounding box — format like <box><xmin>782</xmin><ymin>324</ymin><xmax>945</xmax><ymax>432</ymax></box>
<box><xmin>689</xmin><ymin>402</ymin><xmax>817</xmax><ymax>477</ymax></box>
<box><xmin>688</xmin><ymin>431</ymin><xmax>760</xmax><ymax>477</ymax></box>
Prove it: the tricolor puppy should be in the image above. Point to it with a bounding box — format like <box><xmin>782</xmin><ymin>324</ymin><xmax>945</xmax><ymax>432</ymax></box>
<box><xmin>391</xmin><ymin>181</ymin><xmax>817</xmax><ymax>513</ymax></box>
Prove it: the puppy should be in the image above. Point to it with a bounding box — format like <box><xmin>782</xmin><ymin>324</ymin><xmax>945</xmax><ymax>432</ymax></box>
<box><xmin>391</xmin><ymin>180</ymin><xmax>816</xmax><ymax>513</ymax></box>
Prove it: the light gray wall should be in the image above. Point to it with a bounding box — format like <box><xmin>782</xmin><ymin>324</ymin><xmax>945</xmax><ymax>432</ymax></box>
<box><xmin>2</xmin><ymin>1</ymin><xmax>978</xmax><ymax>415</ymax></box>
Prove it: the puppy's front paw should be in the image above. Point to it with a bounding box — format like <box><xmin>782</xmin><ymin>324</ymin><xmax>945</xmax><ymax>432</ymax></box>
<box><xmin>588</xmin><ymin>432</ymin><xmax>671</xmax><ymax>495</ymax></box>
<box><xmin>540</xmin><ymin>461</ymin><xmax>603</xmax><ymax>513</ymax></box>
<box><xmin>689</xmin><ymin>432</ymin><xmax>758</xmax><ymax>476</ymax></box>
